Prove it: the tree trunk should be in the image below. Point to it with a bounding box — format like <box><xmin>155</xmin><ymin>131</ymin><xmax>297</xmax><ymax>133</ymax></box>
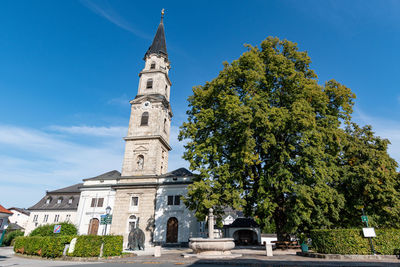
<box><xmin>274</xmin><ymin>207</ymin><xmax>290</xmax><ymax>242</ymax></box>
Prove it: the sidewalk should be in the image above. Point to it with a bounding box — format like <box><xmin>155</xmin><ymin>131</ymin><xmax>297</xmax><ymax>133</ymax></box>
<box><xmin>105</xmin><ymin>247</ymin><xmax>400</xmax><ymax>266</ymax></box>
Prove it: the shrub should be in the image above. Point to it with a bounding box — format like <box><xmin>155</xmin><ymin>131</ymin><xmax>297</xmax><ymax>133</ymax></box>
<box><xmin>29</xmin><ymin>222</ymin><xmax>77</xmax><ymax>237</ymax></box>
<box><xmin>13</xmin><ymin>236</ymin><xmax>74</xmax><ymax>258</ymax></box>
<box><xmin>14</xmin><ymin>235</ymin><xmax>123</xmax><ymax>258</ymax></box>
<box><xmin>72</xmin><ymin>235</ymin><xmax>123</xmax><ymax>257</ymax></box>
<box><xmin>3</xmin><ymin>230</ymin><xmax>24</xmax><ymax>246</ymax></box>
<box><xmin>310</xmin><ymin>229</ymin><xmax>400</xmax><ymax>255</ymax></box>
<box><xmin>102</xmin><ymin>235</ymin><xmax>123</xmax><ymax>257</ymax></box>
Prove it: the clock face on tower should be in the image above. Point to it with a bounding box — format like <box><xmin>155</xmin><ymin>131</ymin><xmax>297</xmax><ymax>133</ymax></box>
<box><xmin>143</xmin><ymin>101</ymin><xmax>151</xmax><ymax>109</ymax></box>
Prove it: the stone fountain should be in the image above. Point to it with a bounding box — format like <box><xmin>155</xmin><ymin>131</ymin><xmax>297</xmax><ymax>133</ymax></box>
<box><xmin>185</xmin><ymin>208</ymin><xmax>241</xmax><ymax>258</ymax></box>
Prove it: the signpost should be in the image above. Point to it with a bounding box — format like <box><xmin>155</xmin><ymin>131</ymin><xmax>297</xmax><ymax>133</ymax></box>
<box><xmin>101</xmin><ymin>206</ymin><xmax>112</xmax><ymax>235</ymax></box>
<box><xmin>53</xmin><ymin>224</ymin><xmax>62</xmax><ymax>234</ymax></box>
<box><xmin>361</xmin><ymin>208</ymin><xmax>376</xmax><ymax>255</ymax></box>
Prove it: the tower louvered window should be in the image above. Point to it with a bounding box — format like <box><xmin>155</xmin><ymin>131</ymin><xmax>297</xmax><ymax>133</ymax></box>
<box><xmin>141</xmin><ymin>112</ymin><xmax>149</xmax><ymax>126</ymax></box>
<box><xmin>146</xmin><ymin>79</ymin><xmax>153</xmax><ymax>89</ymax></box>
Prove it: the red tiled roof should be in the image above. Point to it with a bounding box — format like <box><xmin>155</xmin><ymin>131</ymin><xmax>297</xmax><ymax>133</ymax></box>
<box><xmin>0</xmin><ymin>204</ymin><xmax>13</xmax><ymax>214</ymax></box>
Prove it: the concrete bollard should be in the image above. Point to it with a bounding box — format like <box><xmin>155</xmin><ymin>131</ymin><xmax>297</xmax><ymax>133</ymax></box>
<box><xmin>266</xmin><ymin>243</ymin><xmax>273</xmax><ymax>257</ymax></box>
<box><xmin>154</xmin><ymin>246</ymin><xmax>161</xmax><ymax>257</ymax></box>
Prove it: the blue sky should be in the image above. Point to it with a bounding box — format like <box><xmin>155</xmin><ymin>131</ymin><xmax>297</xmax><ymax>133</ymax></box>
<box><xmin>1</xmin><ymin>0</ymin><xmax>400</xmax><ymax>208</ymax></box>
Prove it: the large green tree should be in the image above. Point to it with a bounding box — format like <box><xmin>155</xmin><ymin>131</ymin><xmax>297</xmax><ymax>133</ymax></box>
<box><xmin>179</xmin><ymin>37</ymin><xmax>398</xmax><ymax>240</ymax></box>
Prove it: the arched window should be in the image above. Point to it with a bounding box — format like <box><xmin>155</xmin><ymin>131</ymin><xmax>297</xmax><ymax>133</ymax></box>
<box><xmin>163</xmin><ymin>118</ymin><xmax>167</xmax><ymax>132</ymax></box>
<box><xmin>140</xmin><ymin>112</ymin><xmax>149</xmax><ymax>126</ymax></box>
<box><xmin>137</xmin><ymin>155</ymin><xmax>144</xmax><ymax>170</ymax></box>
<box><xmin>46</xmin><ymin>197</ymin><xmax>52</xmax><ymax>204</ymax></box>
<box><xmin>128</xmin><ymin>215</ymin><xmax>137</xmax><ymax>231</ymax></box>
<box><xmin>146</xmin><ymin>78</ymin><xmax>153</xmax><ymax>89</ymax></box>
<box><xmin>150</xmin><ymin>62</ymin><xmax>156</xmax><ymax>69</ymax></box>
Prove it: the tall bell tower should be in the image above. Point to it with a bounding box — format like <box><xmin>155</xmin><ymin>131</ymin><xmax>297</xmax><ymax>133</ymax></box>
<box><xmin>121</xmin><ymin>10</ymin><xmax>172</xmax><ymax>177</ymax></box>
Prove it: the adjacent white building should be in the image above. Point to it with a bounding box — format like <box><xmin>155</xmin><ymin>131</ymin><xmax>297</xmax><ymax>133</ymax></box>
<box><xmin>8</xmin><ymin>207</ymin><xmax>30</xmax><ymax>230</ymax></box>
<box><xmin>75</xmin><ymin>171</ymin><xmax>118</xmax><ymax>235</ymax></box>
<box><xmin>24</xmin><ymin>184</ymin><xmax>81</xmax><ymax>235</ymax></box>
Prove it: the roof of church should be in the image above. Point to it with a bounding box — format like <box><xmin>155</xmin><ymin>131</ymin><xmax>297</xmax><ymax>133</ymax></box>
<box><xmin>144</xmin><ymin>15</ymin><xmax>168</xmax><ymax>60</ymax></box>
<box><xmin>83</xmin><ymin>170</ymin><xmax>121</xmax><ymax>181</ymax></box>
<box><xmin>0</xmin><ymin>204</ymin><xmax>13</xmax><ymax>215</ymax></box>
<box><xmin>160</xmin><ymin>168</ymin><xmax>193</xmax><ymax>178</ymax></box>
<box><xmin>28</xmin><ymin>183</ymin><xmax>82</xmax><ymax>211</ymax></box>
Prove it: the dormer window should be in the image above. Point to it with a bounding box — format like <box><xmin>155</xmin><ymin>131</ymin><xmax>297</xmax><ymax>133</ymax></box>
<box><xmin>57</xmin><ymin>197</ymin><xmax>63</xmax><ymax>204</ymax></box>
<box><xmin>68</xmin><ymin>197</ymin><xmax>73</xmax><ymax>204</ymax></box>
<box><xmin>150</xmin><ymin>62</ymin><xmax>156</xmax><ymax>69</ymax></box>
<box><xmin>146</xmin><ymin>79</ymin><xmax>153</xmax><ymax>89</ymax></box>
<box><xmin>46</xmin><ymin>198</ymin><xmax>51</xmax><ymax>204</ymax></box>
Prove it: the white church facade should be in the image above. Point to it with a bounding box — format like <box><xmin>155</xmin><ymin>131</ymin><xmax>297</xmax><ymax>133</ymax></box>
<box><xmin>76</xmin><ymin>12</ymin><xmax>199</xmax><ymax>249</ymax></box>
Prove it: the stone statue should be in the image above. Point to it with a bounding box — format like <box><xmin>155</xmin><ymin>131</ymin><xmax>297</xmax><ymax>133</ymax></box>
<box><xmin>137</xmin><ymin>155</ymin><xmax>144</xmax><ymax>170</ymax></box>
<box><xmin>128</xmin><ymin>218</ymin><xmax>145</xmax><ymax>250</ymax></box>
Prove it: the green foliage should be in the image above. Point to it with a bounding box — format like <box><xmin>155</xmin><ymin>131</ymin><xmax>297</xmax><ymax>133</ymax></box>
<box><xmin>311</xmin><ymin>229</ymin><xmax>400</xmax><ymax>255</ymax></box>
<box><xmin>13</xmin><ymin>235</ymin><xmax>74</xmax><ymax>258</ymax></box>
<box><xmin>337</xmin><ymin>124</ymin><xmax>400</xmax><ymax>228</ymax></box>
<box><xmin>179</xmin><ymin>36</ymin><xmax>400</xmax><ymax>241</ymax></box>
<box><xmin>3</xmin><ymin>230</ymin><xmax>24</xmax><ymax>246</ymax></box>
<box><xmin>29</xmin><ymin>222</ymin><xmax>77</xmax><ymax>237</ymax></box>
<box><xmin>14</xmin><ymin>235</ymin><xmax>123</xmax><ymax>258</ymax></box>
<box><xmin>72</xmin><ymin>236</ymin><xmax>103</xmax><ymax>257</ymax></box>
<box><xmin>102</xmin><ymin>235</ymin><xmax>123</xmax><ymax>257</ymax></box>
<box><xmin>72</xmin><ymin>235</ymin><xmax>123</xmax><ymax>257</ymax></box>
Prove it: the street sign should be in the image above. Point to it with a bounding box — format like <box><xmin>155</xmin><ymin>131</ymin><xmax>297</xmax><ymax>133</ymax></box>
<box><xmin>363</xmin><ymin>227</ymin><xmax>376</xmax><ymax>238</ymax></box>
<box><xmin>361</xmin><ymin>215</ymin><xmax>368</xmax><ymax>223</ymax></box>
<box><xmin>53</xmin><ymin>225</ymin><xmax>61</xmax><ymax>234</ymax></box>
<box><xmin>100</xmin><ymin>215</ymin><xmax>112</xmax><ymax>225</ymax></box>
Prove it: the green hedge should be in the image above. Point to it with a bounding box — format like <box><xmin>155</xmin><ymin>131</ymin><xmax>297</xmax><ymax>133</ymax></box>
<box><xmin>3</xmin><ymin>230</ymin><xmax>24</xmax><ymax>246</ymax></box>
<box><xmin>14</xmin><ymin>235</ymin><xmax>123</xmax><ymax>258</ymax></box>
<box><xmin>310</xmin><ymin>229</ymin><xmax>400</xmax><ymax>255</ymax></box>
<box><xmin>102</xmin><ymin>235</ymin><xmax>123</xmax><ymax>257</ymax></box>
<box><xmin>29</xmin><ymin>222</ymin><xmax>77</xmax><ymax>237</ymax></box>
<box><xmin>14</xmin><ymin>235</ymin><xmax>74</xmax><ymax>258</ymax></box>
<box><xmin>72</xmin><ymin>235</ymin><xmax>123</xmax><ymax>257</ymax></box>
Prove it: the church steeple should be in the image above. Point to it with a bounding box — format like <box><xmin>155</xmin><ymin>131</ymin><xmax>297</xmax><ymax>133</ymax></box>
<box><xmin>144</xmin><ymin>9</ymin><xmax>168</xmax><ymax>60</ymax></box>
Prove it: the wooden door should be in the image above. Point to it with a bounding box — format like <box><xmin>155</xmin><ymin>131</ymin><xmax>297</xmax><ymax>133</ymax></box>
<box><xmin>88</xmin><ymin>218</ymin><xmax>99</xmax><ymax>235</ymax></box>
<box><xmin>166</xmin><ymin>217</ymin><xmax>178</xmax><ymax>243</ymax></box>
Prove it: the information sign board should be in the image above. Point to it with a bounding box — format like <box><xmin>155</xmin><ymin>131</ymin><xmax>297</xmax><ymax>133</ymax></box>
<box><xmin>361</xmin><ymin>215</ymin><xmax>368</xmax><ymax>222</ymax></box>
<box><xmin>362</xmin><ymin>227</ymin><xmax>376</xmax><ymax>238</ymax></box>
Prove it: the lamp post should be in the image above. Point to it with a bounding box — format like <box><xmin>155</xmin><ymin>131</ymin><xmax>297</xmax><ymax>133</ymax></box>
<box><xmin>104</xmin><ymin>206</ymin><xmax>111</xmax><ymax>235</ymax></box>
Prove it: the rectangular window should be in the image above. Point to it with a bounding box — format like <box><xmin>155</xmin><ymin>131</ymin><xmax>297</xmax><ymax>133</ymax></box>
<box><xmin>97</xmin><ymin>198</ymin><xmax>104</xmax><ymax>207</ymax></box>
<box><xmin>90</xmin><ymin>198</ymin><xmax>96</xmax><ymax>207</ymax></box>
<box><xmin>174</xmin><ymin>195</ymin><xmax>181</xmax><ymax>206</ymax></box>
<box><xmin>43</xmin><ymin>215</ymin><xmax>48</xmax><ymax>223</ymax></box>
<box><xmin>66</xmin><ymin>214</ymin><xmax>71</xmax><ymax>221</ymax></box>
<box><xmin>33</xmin><ymin>215</ymin><xmax>38</xmax><ymax>222</ymax></box>
<box><xmin>167</xmin><ymin>195</ymin><xmax>174</xmax><ymax>205</ymax></box>
<box><xmin>54</xmin><ymin>215</ymin><xmax>59</xmax><ymax>222</ymax></box>
<box><xmin>131</xmin><ymin>197</ymin><xmax>139</xmax><ymax>206</ymax></box>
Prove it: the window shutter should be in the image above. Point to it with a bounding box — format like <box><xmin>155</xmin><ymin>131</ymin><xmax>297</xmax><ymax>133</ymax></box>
<box><xmin>174</xmin><ymin>195</ymin><xmax>181</xmax><ymax>205</ymax></box>
<box><xmin>141</xmin><ymin>112</ymin><xmax>149</xmax><ymax>126</ymax></box>
<box><xmin>91</xmin><ymin>198</ymin><xmax>96</xmax><ymax>207</ymax></box>
<box><xmin>168</xmin><ymin>196</ymin><xmax>174</xmax><ymax>205</ymax></box>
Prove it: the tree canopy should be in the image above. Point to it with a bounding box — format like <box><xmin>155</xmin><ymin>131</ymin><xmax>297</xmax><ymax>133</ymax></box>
<box><xmin>179</xmin><ymin>37</ymin><xmax>399</xmax><ymax>240</ymax></box>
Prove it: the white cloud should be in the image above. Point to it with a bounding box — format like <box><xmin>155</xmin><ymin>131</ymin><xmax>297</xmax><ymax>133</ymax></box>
<box><xmin>79</xmin><ymin>0</ymin><xmax>150</xmax><ymax>40</ymax></box>
<box><xmin>0</xmin><ymin>123</ymin><xmax>190</xmax><ymax>209</ymax></box>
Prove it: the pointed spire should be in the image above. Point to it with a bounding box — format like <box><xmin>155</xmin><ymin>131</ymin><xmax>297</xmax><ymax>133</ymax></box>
<box><xmin>144</xmin><ymin>9</ymin><xmax>168</xmax><ymax>60</ymax></box>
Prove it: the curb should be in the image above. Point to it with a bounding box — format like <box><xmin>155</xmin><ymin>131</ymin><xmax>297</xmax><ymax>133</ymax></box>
<box><xmin>297</xmin><ymin>251</ymin><xmax>399</xmax><ymax>260</ymax></box>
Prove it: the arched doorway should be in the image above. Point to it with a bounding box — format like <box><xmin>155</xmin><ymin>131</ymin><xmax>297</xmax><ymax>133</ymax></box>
<box><xmin>166</xmin><ymin>217</ymin><xmax>178</xmax><ymax>243</ymax></box>
<box><xmin>88</xmin><ymin>218</ymin><xmax>99</xmax><ymax>235</ymax></box>
<box><xmin>233</xmin><ymin>230</ymin><xmax>258</xmax><ymax>245</ymax></box>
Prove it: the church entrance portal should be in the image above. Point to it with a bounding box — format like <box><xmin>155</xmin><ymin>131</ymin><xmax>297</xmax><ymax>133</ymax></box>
<box><xmin>166</xmin><ymin>217</ymin><xmax>178</xmax><ymax>243</ymax></box>
<box><xmin>88</xmin><ymin>218</ymin><xmax>99</xmax><ymax>235</ymax></box>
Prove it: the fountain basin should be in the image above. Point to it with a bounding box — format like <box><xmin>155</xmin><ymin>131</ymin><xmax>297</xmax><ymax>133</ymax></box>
<box><xmin>189</xmin><ymin>238</ymin><xmax>236</xmax><ymax>256</ymax></box>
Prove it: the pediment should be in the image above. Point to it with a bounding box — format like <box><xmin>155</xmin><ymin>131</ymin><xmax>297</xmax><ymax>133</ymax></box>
<box><xmin>134</xmin><ymin>145</ymin><xmax>148</xmax><ymax>152</ymax></box>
